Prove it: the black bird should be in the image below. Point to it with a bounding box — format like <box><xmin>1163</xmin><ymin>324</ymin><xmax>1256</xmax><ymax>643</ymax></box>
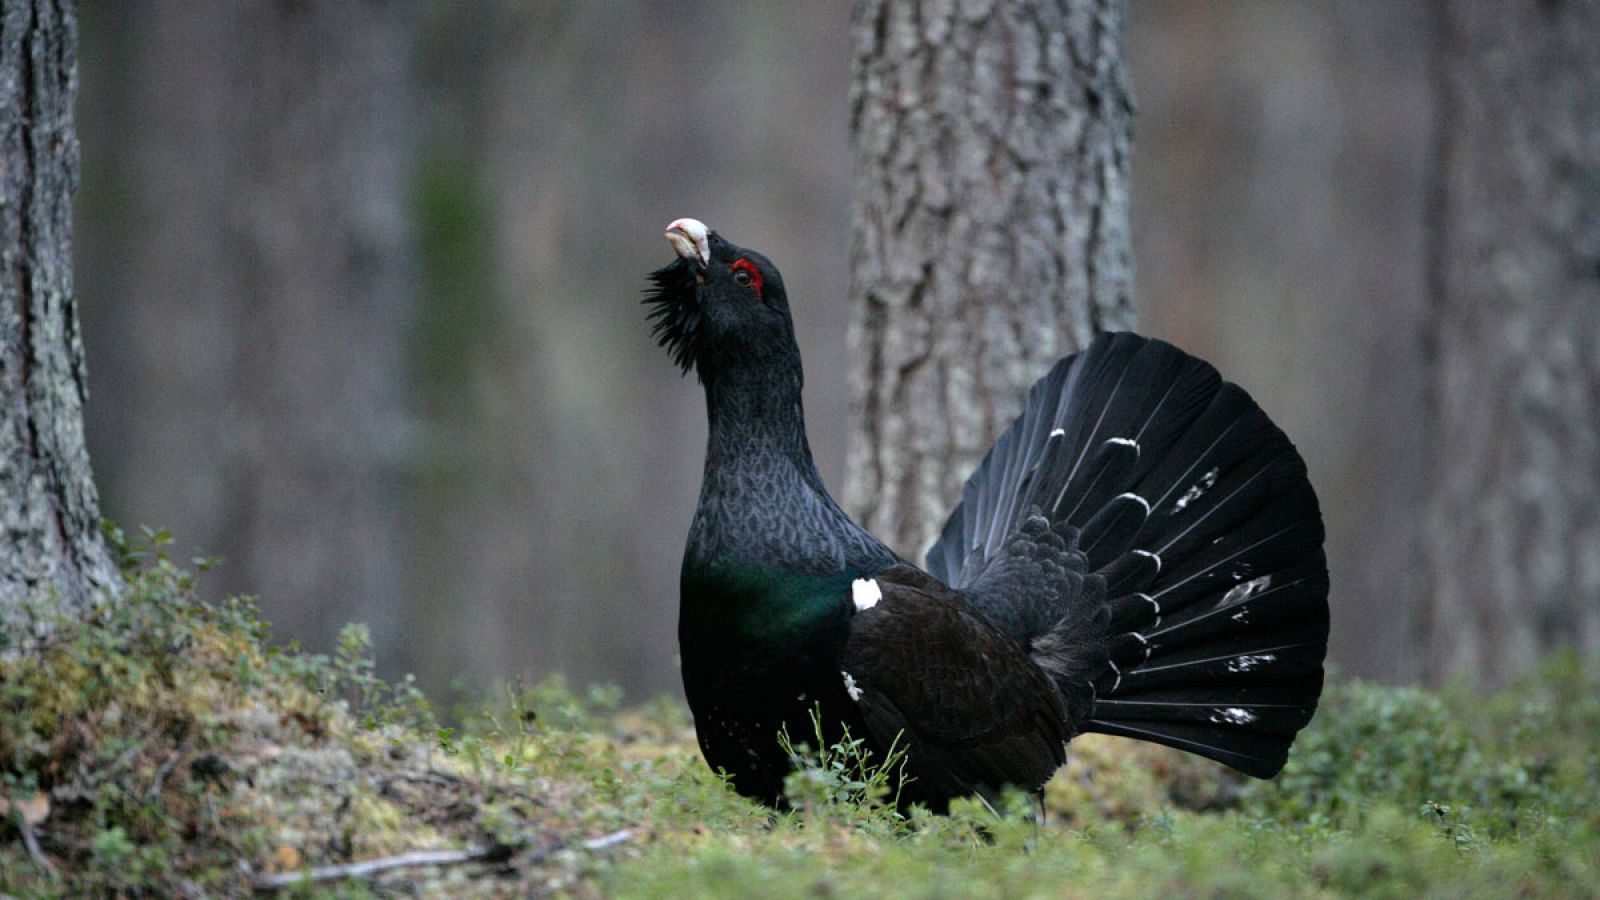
<box><xmin>647</xmin><ymin>218</ymin><xmax>1329</xmax><ymax>812</ymax></box>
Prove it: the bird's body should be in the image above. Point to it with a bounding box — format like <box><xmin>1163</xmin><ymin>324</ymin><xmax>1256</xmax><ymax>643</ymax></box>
<box><xmin>648</xmin><ymin>218</ymin><xmax>1329</xmax><ymax>812</ymax></box>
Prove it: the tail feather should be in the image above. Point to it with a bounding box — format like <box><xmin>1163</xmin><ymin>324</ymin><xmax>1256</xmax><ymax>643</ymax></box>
<box><xmin>1084</xmin><ymin>720</ymin><xmax>1296</xmax><ymax>777</ymax></box>
<box><xmin>927</xmin><ymin>332</ymin><xmax>1329</xmax><ymax>779</ymax></box>
<box><xmin>1108</xmin><ymin>636</ymin><xmax>1326</xmax><ymax>695</ymax></box>
<box><xmin>1058</xmin><ymin>437</ymin><xmax>1141</xmax><ymax>527</ymax></box>
<box><xmin>1078</xmin><ymin>492</ymin><xmax>1150</xmax><ymax>569</ymax></box>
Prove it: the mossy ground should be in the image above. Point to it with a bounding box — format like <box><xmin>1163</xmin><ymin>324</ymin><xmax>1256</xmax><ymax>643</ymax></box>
<box><xmin>3</xmin><ymin>539</ymin><xmax>1597</xmax><ymax>897</ymax></box>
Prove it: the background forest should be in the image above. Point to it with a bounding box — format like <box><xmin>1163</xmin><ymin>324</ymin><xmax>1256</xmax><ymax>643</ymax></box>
<box><xmin>70</xmin><ymin>0</ymin><xmax>1589</xmax><ymax>705</ymax></box>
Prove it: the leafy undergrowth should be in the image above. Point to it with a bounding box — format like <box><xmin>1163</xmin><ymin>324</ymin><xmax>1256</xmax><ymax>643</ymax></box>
<box><xmin>3</xmin><ymin>541</ymin><xmax>1597</xmax><ymax>897</ymax></box>
<box><xmin>0</xmin><ymin>532</ymin><xmax>658</xmax><ymax>896</ymax></box>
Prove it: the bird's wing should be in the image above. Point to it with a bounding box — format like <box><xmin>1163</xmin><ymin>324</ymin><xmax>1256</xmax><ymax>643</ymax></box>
<box><xmin>958</xmin><ymin>514</ymin><xmax>1111</xmax><ymax>725</ymax></box>
<box><xmin>840</xmin><ymin>564</ymin><xmax>1068</xmax><ymax>807</ymax></box>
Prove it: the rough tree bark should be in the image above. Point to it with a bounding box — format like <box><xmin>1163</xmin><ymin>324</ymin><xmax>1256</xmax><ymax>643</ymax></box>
<box><xmin>845</xmin><ymin>0</ymin><xmax>1136</xmax><ymax>558</ymax></box>
<box><xmin>1418</xmin><ymin>0</ymin><xmax>1600</xmax><ymax>685</ymax></box>
<box><xmin>0</xmin><ymin>0</ymin><xmax>120</xmax><ymax>644</ymax></box>
<box><xmin>80</xmin><ymin>2</ymin><xmax>416</xmax><ymax>668</ymax></box>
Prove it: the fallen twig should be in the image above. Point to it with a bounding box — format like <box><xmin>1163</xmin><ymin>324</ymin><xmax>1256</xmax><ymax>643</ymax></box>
<box><xmin>17</xmin><ymin>817</ymin><xmax>55</xmax><ymax>875</ymax></box>
<box><xmin>248</xmin><ymin>844</ymin><xmax>512</xmax><ymax>891</ymax></box>
<box><xmin>246</xmin><ymin>828</ymin><xmax>634</xmax><ymax>892</ymax></box>
<box><xmin>581</xmin><ymin>828</ymin><xmax>634</xmax><ymax>851</ymax></box>
<box><xmin>146</xmin><ymin>747</ymin><xmax>185</xmax><ymax>800</ymax></box>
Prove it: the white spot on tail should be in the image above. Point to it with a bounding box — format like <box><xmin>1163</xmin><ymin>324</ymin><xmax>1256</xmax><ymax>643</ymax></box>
<box><xmin>851</xmin><ymin>578</ymin><xmax>882</xmax><ymax>612</ymax></box>
<box><xmin>1227</xmin><ymin>653</ymin><xmax>1278</xmax><ymax>673</ymax></box>
<box><xmin>1211</xmin><ymin>707</ymin><xmax>1257</xmax><ymax>725</ymax></box>
<box><xmin>841</xmin><ymin>670</ymin><xmax>863</xmax><ymax>701</ymax></box>
<box><xmin>1117</xmin><ymin>492</ymin><xmax>1151</xmax><ymax>514</ymax></box>
<box><xmin>1131</xmin><ymin>632</ymin><xmax>1152</xmax><ymax>663</ymax></box>
<box><xmin>1133</xmin><ymin>549</ymin><xmax>1162</xmax><ymax>573</ymax></box>
<box><xmin>1220</xmin><ymin>574</ymin><xmax>1273</xmax><ymax>608</ymax></box>
<box><xmin>1107</xmin><ymin>437</ymin><xmax>1141</xmax><ymax>457</ymax></box>
<box><xmin>1138</xmin><ymin>593</ymin><xmax>1163</xmax><ymax>629</ymax></box>
<box><xmin>1171</xmin><ymin>467</ymin><xmax>1220</xmax><ymax>513</ymax></box>
<box><xmin>1050</xmin><ymin>428</ymin><xmax>1065</xmax><ymax>438</ymax></box>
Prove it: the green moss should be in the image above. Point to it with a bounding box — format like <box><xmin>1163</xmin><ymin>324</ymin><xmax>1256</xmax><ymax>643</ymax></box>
<box><xmin>4</xmin><ymin>531</ymin><xmax>1597</xmax><ymax>896</ymax></box>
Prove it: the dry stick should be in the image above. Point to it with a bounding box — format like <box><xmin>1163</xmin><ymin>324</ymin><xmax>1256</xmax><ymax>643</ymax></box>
<box><xmin>249</xmin><ymin>846</ymin><xmax>504</xmax><ymax>890</ymax></box>
<box><xmin>581</xmin><ymin>829</ymin><xmax>633</xmax><ymax>852</ymax></box>
<box><xmin>146</xmin><ymin>748</ymin><xmax>185</xmax><ymax>800</ymax></box>
<box><xmin>17</xmin><ymin>818</ymin><xmax>55</xmax><ymax>875</ymax></box>
<box><xmin>248</xmin><ymin>829</ymin><xmax>634</xmax><ymax>892</ymax></box>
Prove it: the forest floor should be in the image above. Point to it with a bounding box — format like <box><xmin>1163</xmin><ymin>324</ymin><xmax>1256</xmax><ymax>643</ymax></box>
<box><xmin>2</xmin><ymin>540</ymin><xmax>1598</xmax><ymax>897</ymax></box>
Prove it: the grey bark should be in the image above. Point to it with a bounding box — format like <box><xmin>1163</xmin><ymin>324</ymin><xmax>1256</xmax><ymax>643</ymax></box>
<box><xmin>845</xmin><ymin>0</ymin><xmax>1136</xmax><ymax>558</ymax></box>
<box><xmin>1418</xmin><ymin>0</ymin><xmax>1600</xmax><ymax>685</ymax></box>
<box><xmin>79</xmin><ymin>2</ymin><xmax>416</xmax><ymax>667</ymax></box>
<box><xmin>0</xmin><ymin>0</ymin><xmax>119</xmax><ymax>643</ymax></box>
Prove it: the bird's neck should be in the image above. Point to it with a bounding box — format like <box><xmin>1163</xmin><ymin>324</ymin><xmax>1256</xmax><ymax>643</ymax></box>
<box><xmin>701</xmin><ymin>361</ymin><xmax>821</xmax><ymax>485</ymax></box>
<box><xmin>687</xmin><ymin>359</ymin><xmax>845</xmax><ymax>574</ymax></box>
<box><xmin>682</xmin><ymin>373</ymin><xmax>853</xmax><ymax>661</ymax></box>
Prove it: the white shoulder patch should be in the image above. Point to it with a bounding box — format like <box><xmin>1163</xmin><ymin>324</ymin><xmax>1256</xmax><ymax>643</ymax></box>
<box><xmin>841</xmin><ymin>670</ymin><xmax>864</xmax><ymax>701</ymax></box>
<box><xmin>851</xmin><ymin>578</ymin><xmax>882</xmax><ymax>612</ymax></box>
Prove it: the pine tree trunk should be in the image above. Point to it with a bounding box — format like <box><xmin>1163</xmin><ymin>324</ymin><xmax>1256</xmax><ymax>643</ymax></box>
<box><xmin>845</xmin><ymin>0</ymin><xmax>1136</xmax><ymax>559</ymax></box>
<box><xmin>0</xmin><ymin>0</ymin><xmax>120</xmax><ymax>645</ymax></box>
<box><xmin>78</xmin><ymin>2</ymin><xmax>417</xmax><ymax>668</ymax></box>
<box><xmin>1418</xmin><ymin>0</ymin><xmax>1600</xmax><ymax>685</ymax></box>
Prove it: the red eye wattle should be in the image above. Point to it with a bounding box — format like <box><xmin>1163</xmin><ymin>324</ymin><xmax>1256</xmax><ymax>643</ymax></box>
<box><xmin>731</xmin><ymin>258</ymin><xmax>764</xmax><ymax>297</ymax></box>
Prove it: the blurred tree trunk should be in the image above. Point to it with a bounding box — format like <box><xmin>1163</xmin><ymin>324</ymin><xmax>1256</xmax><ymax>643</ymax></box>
<box><xmin>1418</xmin><ymin>0</ymin><xmax>1600</xmax><ymax>685</ymax></box>
<box><xmin>845</xmin><ymin>0</ymin><xmax>1136</xmax><ymax>559</ymax></box>
<box><xmin>0</xmin><ymin>0</ymin><xmax>120</xmax><ymax>646</ymax></box>
<box><xmin>80</xmin><ymin>2</ymin><xmax>417</xmax><ymax>668</ymax></box>
<box><xmin>1127</xmin><ymin>1</ymin><xmax>1436</xmax><ymax>682</ymax></box>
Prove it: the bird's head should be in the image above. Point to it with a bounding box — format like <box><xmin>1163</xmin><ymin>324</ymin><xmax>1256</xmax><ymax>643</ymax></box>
<box><xmin>645</xmin><ymin>218</ymin><xmax>796</xmax><ymax>380</ymax></box>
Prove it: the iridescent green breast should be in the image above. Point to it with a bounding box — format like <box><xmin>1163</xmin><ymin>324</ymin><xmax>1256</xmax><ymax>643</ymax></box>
<box><xmin>678</xmin><ymin>562</ymin><xmax>854</xmax><ymax>660</ymax></box>
<box><xmin>676</xmin><ymin>561</ymin><xmax>871</xmax><ymax>804</ymax></box>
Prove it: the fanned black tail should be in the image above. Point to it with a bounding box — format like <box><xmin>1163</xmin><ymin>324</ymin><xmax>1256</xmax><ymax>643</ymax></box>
<box><xmin>926</xmin><ymin>332</ymin><xmax>1329</xmax><ymax>778</ymax></box>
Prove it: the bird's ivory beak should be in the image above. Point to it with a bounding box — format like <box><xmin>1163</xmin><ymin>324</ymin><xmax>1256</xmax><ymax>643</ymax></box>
<box><xmin>665</xmin><ymin>218</ymin><xmax>711</xmax><ymax>267</ymax></box>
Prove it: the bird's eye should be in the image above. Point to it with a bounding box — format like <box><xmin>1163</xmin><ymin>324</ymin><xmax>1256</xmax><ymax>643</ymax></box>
<box><xmin>729</xmin><ymin>258</ymin><xmax>764</xmax><ymax>296</ymax></box>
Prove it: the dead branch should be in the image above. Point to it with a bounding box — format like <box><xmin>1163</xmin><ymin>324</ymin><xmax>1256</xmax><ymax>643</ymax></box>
<box><xmin>246</xmin><ymin>828</ymin><xmax>634</xmax><ymax>892</ymax></box>
<box><xmin>17</xmin><ymin>817</ymin><xmax>55</xmax><ymax>875</ymax></box>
